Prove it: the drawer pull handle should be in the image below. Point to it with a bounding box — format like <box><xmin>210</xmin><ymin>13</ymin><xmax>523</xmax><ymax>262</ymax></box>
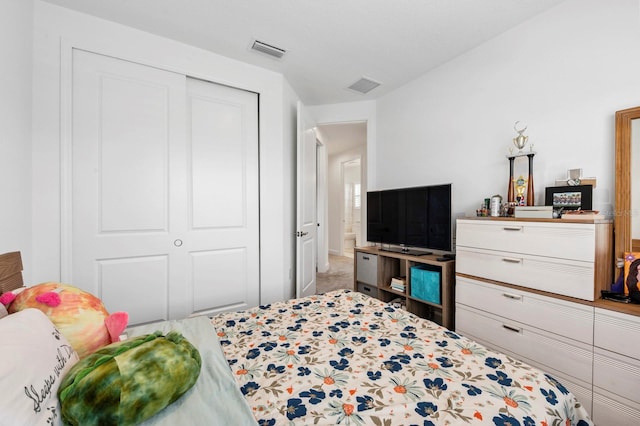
<box><xmin>501</xmin><ymin>257</ymin><xmax>522</xmax><ymax>264</ymax></box>
<box><xmin>502</xmin><ymin>324</ymin><xmax>522</xmax><ymax>333</ymax></box>
<box><xmin>362</xmin><ymin>256</ymin><xmax>370</xmax><ymax>260</ymax></box>
<box><xmin>502</xmin><ymin>293</ymin><xmax>522</xmax><ymax>300</ymax></box>
<box><xmin>503</xmin><ymin>227</ymin><xmax>523</xmax><ymax>231</ymax></box>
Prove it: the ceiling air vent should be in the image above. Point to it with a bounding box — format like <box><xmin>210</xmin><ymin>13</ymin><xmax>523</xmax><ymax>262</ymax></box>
<box><xmin>251</xmin><ymin>40</ymin><xmax>286</xmax><ymax>59</ymax></box>
<box><xmin>347</xmin><ymin>77</ymin><xmax>382</xmax><ymax>94</ymax></box>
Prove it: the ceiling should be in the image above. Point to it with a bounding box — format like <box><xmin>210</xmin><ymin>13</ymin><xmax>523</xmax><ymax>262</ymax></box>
<box><xmin>41</xmin><ymin>0</ymin><xmax>566</xmax><ymax>106</ymax></box>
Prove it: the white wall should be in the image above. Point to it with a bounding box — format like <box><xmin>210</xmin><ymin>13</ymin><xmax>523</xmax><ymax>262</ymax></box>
<box><xmin>376</xmin><ymin>0</ymin><xmax>640</xmax><ymax>226</ymax></box>
<box><xmin>0</xmin><ymin>0</ymin><xmax>33</xmax><ymax>281</ymax></box>
<box><xmin>31</xmin><ymin>1</ymin><xmax>292</xmax><ymax>304</ymax></box>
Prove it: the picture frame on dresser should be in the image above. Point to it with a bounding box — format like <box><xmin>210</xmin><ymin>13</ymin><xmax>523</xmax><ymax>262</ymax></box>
<box><xmin>544</xmin><ymin>184</ymin><xmax>593</xmax><ymax>212</ymax></box>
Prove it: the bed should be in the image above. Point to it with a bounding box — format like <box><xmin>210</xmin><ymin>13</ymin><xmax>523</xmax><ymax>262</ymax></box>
<box><xmin>0</xmin><ymin>252</ymin><xmax>592</xmax><ymax>425</ymax></box>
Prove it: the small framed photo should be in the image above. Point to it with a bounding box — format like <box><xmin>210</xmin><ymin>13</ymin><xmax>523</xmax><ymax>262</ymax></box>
<box><xmin>624</xmin><ymin>252</ymin><xmax>640</xmax><ymax>295</ymax></box>
<box><xmin>544</xmin><ymin>185</ymin><xmax>593</xmax><ymax>211</ymax></box>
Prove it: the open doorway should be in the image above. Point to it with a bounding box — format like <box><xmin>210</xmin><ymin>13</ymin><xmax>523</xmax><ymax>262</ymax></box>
<box><xmin>315</xmin><ymin>121</ymin><xmax>366</xmax><ymax>293</ymax></box>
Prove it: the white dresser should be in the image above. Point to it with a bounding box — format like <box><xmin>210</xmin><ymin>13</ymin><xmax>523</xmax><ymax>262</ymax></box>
<box><xmin>455</xmin><ymin>217</ymin><xmax>618</xmax><ymax>418</ymax></box>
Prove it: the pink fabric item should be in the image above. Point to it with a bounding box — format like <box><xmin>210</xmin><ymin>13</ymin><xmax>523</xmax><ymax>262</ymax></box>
<box><xmin>0</xmin><ymin>292</ymin><xmax>16</xmax><ymax>306</ymax></box>
<box><xmin>35</xmin><ymin>292</ymin><xmax>62</xmax><ymax>307</ymax></box>
<box><xmin>105</xmin><ymin>311</ymin><xmax>129</xmax><ymax>342</ymax></box>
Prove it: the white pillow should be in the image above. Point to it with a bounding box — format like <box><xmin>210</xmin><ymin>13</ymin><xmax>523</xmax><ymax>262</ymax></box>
<box><xmin>0</xmin><ymin>308</ymin><xmax>79</xmax><ymax>426</ymax></box>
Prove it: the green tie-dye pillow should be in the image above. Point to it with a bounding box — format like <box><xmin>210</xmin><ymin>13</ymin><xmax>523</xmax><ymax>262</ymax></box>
<box><xmin>58</xmin><ymin>331</ymin><xmax>201</xmax><ymax>426</ymax></box>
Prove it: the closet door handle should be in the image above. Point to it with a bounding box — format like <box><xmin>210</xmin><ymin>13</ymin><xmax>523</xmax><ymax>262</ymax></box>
<box><xmin>501</xmin><ymin>257</ymin><xmax>522</xmax><ymax>264</ymax></box>
<box><xmin>502</xmin><ymin>324</ymin><xmax>522</xmax><ymax>333</ymax></box>
<box><xmin>502</xmin><ymin>293</ymin><xmax>522</xmax><ymax>301</ymax></box>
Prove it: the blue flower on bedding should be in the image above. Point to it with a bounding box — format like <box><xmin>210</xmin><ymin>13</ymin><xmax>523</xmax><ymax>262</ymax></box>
<box><xmin>523</xmin><ymin>416</ymin><xmax>535</xmax><ymax>426</ymax></box>
<box><xmin>461</xmin><ymin>383</ymin><xmax>482</xmax><ymax>396</ymax></box>
<box><xmin>219</xmin><ymin>339</ymin><xmax>231</xmax><ymax>346</ymax></box>
<box><xmin>300</xmin><ymin>388</ymin><xmax>326</xmax><ymax>404</ymax></box>
<box><xmin>326</xmin><ymin>302</ymin><xmax>335</xmax><ymax>308</ymax></box>
<box><xmin>415</xmin><ymin>401</ymin><xmax>438</xmax><ymax>417</ymax></box>
<box><xmin>487</xmin><ymin>370</ymin><xmax>512</xmax><ymax>386</ymax></box>
<box><xmin>312</xmin><ymin>330</ymin><xmax>323</xmax><ymax>337</ymax></box>
<box><xmin>227</xmin><ymin>358</ymin><xmax>238</xmax><ymax>366</ymax></box>
<box><xmin>369</xmin><ymin>323</ymin><xmax>380</xmax><ymax>330</ymax></box>
<box><xmin>544</xmin><ymin>373</ymin><xmax>569</xmax><ymax>394</ymax></box>
<box><xmin>444</xmin><ymin>330</ymin><xmax>460</xmax><ymax>339</ymax></box>
<box><xmin>367</xmin><ymin>371</ymin><xmax>381</xmax><ymax>381</ymax></box>
<box><xmin>295</xmin><ymin>318</ymin><xmax>308</xmax><ymax>324</ymax></box>
<box><xmin>403</xmin><ymin>325</ymin><xmax>416</xmax><ymax>332</ymax></box>
<box><xmin>225</xmin><ymin>320</ymin><xmax>236</xmax><ymax>327</ymax></box>
<box><xmin>259</xmin><ymin>304</ymin><xmax>271</xmax><ymax>309</ymax></box>
<box><xmin>436</xmin><ymin>356</ymin><xmax>453</xmax><ymax>368</ymax></box>
<box><xmin>259</xmin><ymin>341</ymin><xmax>277</xmax><ymax>351</ymax></box>
<box><xmin>485</xmin><ymin>357</ymin><xmax>503</xmax><ymax>369</ymax></box>
<box><xmin>350</xmin><ymin>308</ymin><xmax>362</xmax><ymax>315</ymax></box>
<box><xmin>329</xmin><ymin>313</ymin><xmax>340</xmax><ymax>317</ymax></box>
<box><xmin>297</xmin><ymin>366</ymin><xmax>311</xmax><ymax>376</ymax></box>
<box><xmin>338</xmin><ymin>347</ymin><xmax>354</xmax><ymax>357</ymax></box>
<box><xmin>356</xmin><ymin>395</ymin><xmax>374</xmax><ymax>411</ymax></box>
<box><xmin>400</xmin><ymin>331</ymin><xmax>417</xmax><ymax>339</ymax></box>
<box><xmin>287</xmin><ymin>323</ymin><xmax>301</xmax><ymax>332</ymax></box>
<box><xmin>392</xmin><ymin>354</ymin><xmax>411</xmax><ymax>364</ymax></box>
<box><xmin>278</xmin><ymin>308</ymin><xmax>287</xmax><ymax>313</ymax></box>
<box><xmin>329</xmin><ymin>389</ymin><xmax>343</xmax><ymax>398</ymax></box>
<box><xmin>423</xmin><ymin>377</ymin><xmax>448</xmax><ymax>392</ymax></box>
<box><xmin>258</xmin><ymin>419</ymin><xmax>275</xmax><ymax>426</ymax></box>
<box><xmin>492</xmin><ymin>414</ymin><xmax>521</xmax><ymax>426</ymax></box>
<box><xmin>246</xmin><ymin>348</ymin><xmax>260</xmax><ymax>359</ymax></box>
<box><xmin>381</xmin><ymin>360</ymin><xmax>403</xmax><ymax>372</ymax></box>
<box><xmin>240</xmin><ymin>381</ymin><xmax>260</xmax><ymax>396</ymax></box>
<box><xmin>298</xmin><ymin>345</ymin><xmax>311</xmax><ymax>354</ymax></box>
<box><xmin>285</xmin><ymin>398</ymin><xmax>307</xmax><ymax>420</ymax></box>
<box><xmin>351</xmin><ymin>336</ymin><xmax>367</xmax><ymax>345</ymax></box>
<box><xmin>329</xmin><ymin>358</ymin><xmax>349</xmax><ymax>370</ymax></box>
<box><xmin>384</xmin><ymin>306</ymin><xmax>396</xmax><ymax>312</ymax></box>
<box><xmin>378</xmin><ymin>338</ymin><xmax>391</xmax><ymax>346</ymax></box>
<box><xmin>374</xmin><ymin>311</ymin><xmax>383</xmax><ymax>317</ymax></box>
<box><xmin>240</xmin><ymin>330</ymin><xmax>253</xmax><ymax>336</ymax></box>
<box><xmin>540</xmin><ymin>388</ymin><xmax>558</xmax><ymax>405</ymax></box>
<box><xmin>261</xmin><ymin>331</ymin><xmax>271</xmax><ymax>337</ymax></box>
<box><xmin>266</xmin><ymin>363</ymin><xmax>286</xmax><ymax>374</ymax></box>
<box><xmin>435</xmin><ymin>340</ymin><xmax>448</xmax><ymax>347</ymax></box>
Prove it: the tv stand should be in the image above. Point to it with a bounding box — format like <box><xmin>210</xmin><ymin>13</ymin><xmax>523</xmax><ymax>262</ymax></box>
<box><xmin>380</xmin><ymin>246</ymin><xmax>432</xmax><ymax>256</ymax></box>
<box><xmin>354</xmin><ymin>247</ymin><xmax>455</xmax><ymax>329</ymax></box>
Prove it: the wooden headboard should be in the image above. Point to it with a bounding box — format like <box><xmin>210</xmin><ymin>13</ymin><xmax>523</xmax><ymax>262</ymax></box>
<box><xmin>0</xmin><ymin>251</ymin><xmax>24</xmax><ymax>294</ymax></box>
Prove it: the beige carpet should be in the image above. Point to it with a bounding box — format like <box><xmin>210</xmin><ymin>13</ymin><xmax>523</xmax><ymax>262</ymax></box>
<box><xmin>316</xmin><ymin>255</ymin><xmax>354</xmax><ymax>294</ymax></box>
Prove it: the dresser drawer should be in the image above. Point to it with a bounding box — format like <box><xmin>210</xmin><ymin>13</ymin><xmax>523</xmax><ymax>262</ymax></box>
<box><xmin>456</xmin><ymin>276</ymin><xmax>594</xmax><ymax>344</ymax></box>
<box><xmin>456</xmin><ymin>247</ymin><xmax>595</xmax><ymax>300</ymax></box>
<box><xmin>594</xmin><ymin>308</ymin><xmax>640</xmax><ymax>360</ymax></box>
<box><xmin>594</xmin><ymin>347</ymin><xmax>640</xmax><ymax>401</ymax></box>
<box><xmin>456</xmin><ymin>219</ymin><xmax>595</xmax><ymax>262</ymax></box>
<box><xmin>356</xmin><ymin>252</ymin><xmax>378</xmax><ymax>286</ymax></box>
<box><xmin>456</xmin><ymin>305</ymin><xmax>593</xmax><ymax>384</ymax></box>
<box><xmin>593</xmin><ymin>388</ymin><xmax>640</xmax><ymax>426</ymax></box>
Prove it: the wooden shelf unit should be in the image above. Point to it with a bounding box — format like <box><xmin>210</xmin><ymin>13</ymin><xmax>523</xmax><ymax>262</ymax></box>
<box><xmin>353</xmin><ymin>247</ymin><xmax>455</xmax><ymax>329</ymax></box>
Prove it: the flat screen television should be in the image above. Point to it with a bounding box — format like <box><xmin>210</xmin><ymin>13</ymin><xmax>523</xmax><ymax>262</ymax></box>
<box><xmin>367</xmin><ymin>183</ymin><xmax>452</xmax><ymax>255</ymax></box>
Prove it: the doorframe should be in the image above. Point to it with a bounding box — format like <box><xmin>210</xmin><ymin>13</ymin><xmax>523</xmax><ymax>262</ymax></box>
<box><xmin>339</xmin><ymin>157</ymin><xmax>362</xmax><ymax>258</ymax></box>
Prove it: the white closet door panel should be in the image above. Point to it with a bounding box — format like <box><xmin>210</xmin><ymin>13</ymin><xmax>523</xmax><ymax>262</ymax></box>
<box><xmin>99</xmin><ymin>77</ymin><xmax>168</xmax><ymax>232</ymax></box>
<box><xmin>72</xmin><ymin>49</ymin><xmax>186</xmax><ymax>316</ymax></box>
<box><xmin>98</xmin><ymin>256</ymin><xmax>169</xmax><ymax>325</ymax></box>
<box><xmin>190</xmin><ymin>249</ymin><xmax>248</xmax><ymax>315</ymax></box>
<box><xmin>185</xmin><ymin>78</ymin><xmax>259</xmax><ymax>315</ymax></box>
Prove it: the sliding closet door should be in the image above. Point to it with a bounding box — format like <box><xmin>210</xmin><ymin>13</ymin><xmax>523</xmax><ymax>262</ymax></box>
<box><xmin>71</xmin><ymin>50</ymin><xmax>259</xmax><ymax>324</ymax></box>
<box><xmin>185</xmin><ymin>78</ymin><xmax>259</xmax><ymax>317</ymax></box>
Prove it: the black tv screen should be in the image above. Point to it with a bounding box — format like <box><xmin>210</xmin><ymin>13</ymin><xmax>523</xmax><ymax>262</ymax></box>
<box><xmin>366</xmin><ymin>184</ymin><xmax>452</xmax><ymax>253</ymax></box>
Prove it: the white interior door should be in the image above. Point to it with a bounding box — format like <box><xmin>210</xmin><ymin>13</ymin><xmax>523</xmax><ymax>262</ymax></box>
<box><xmin>296</xmin><ymin>101</ymin><xmax>317</xmax><ymax>298</ymax></box>
<box><xmin>70</xmin><ymin>50</ymin><xmax>259</xmax><ymax>325</ymax></box>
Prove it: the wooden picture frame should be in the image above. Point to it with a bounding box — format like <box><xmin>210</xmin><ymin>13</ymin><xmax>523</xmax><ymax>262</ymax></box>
<box><xmin>544</xmin><ymin>185</ymin><xmax>593</xmax><ymax>211</ymax></box>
